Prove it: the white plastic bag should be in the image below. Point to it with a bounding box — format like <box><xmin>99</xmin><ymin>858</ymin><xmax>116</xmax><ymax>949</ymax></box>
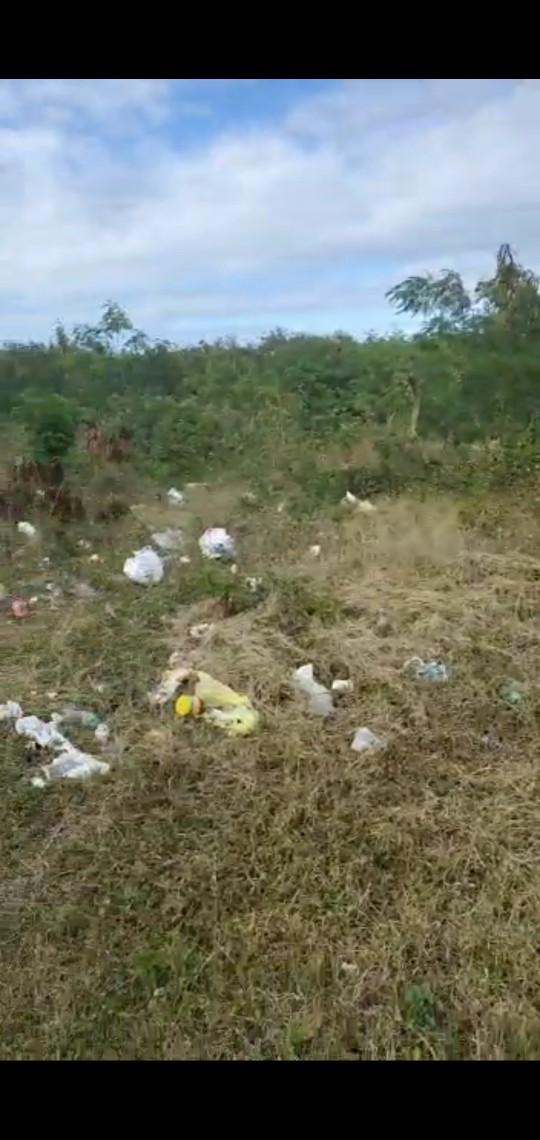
<box><xmin>17</xmin><ymin>521</ymin><xmax>38</xmax><ymax>538</ymax></box>
<box><xmin>123</xmin><ymin>547</ymin><xmax>164</xmax><ymax>586</ymax></box>
<box><xmin>31</xmin><ymin>745</ymin><xmax>110</xmax><ymax>788</ymax></box>
<box><xmin>165</xmin><ymin>487</ymin><xmax>184</xmax><ymax>506</ymax></box>
<box><xmin>199</xmin><ymin>528</ymin><xmax>236</xmax><ymax>561</ymax></box>
<box><xmin>351</xmin><ymin>727</ymin><xmax>385</xmax><ymax>753</ymax></box>
<box><xmin>292</xmin><ymin>664</ymin><xmax>335</xmax><ymax>718</ymax></box>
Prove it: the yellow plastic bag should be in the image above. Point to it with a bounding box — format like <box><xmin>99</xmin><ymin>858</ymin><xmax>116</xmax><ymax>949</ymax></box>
<box><xmin>174</xmin><ymin>670</ymin><xmax>259</xmax><ymax>737</ymax></box>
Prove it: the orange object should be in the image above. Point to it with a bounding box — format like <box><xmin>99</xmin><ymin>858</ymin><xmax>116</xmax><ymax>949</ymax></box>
<box><xmin>11</xmin><ymin>597</ymin><xmax>30</xmax><ymax>619</ymax></box>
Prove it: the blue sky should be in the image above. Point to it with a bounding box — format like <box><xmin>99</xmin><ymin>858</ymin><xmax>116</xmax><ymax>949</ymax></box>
<box><xmin>0</xmin><ymin>79</ymin><xmax>539</xmax><ymax>344</ymax></box>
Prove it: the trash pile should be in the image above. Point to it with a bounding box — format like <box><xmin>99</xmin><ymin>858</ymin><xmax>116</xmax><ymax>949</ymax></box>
<box><xmin>0</xmin><ymin>702</ymin><xmax>111</xmax><ymax>788</ymax></box>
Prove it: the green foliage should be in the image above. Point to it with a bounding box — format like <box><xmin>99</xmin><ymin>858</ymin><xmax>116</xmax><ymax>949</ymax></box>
<box><xmin>2</xmin><ymin>244</ymin><xmax>540</xmax><ymax>490</ymax></box>
<box><xmin>14</xmin><ymin>393</ymin><xmax>78</xmax><ymax>466</ymax></box>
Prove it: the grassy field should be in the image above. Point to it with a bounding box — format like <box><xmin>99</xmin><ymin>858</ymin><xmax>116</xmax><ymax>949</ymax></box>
<box><xmin>2</xmin><ymin>474</ymin><xmax>540</xmax><ymax>1060</ymax></box>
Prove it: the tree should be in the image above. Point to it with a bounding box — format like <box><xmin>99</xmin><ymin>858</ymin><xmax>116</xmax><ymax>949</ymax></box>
<box><xmin>15</xmin><ymin>392</ymin><xmax>78</xmax><ymax>470</ymax></box>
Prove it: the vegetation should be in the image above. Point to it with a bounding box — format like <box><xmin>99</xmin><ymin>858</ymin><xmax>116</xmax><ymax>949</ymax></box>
<box><xmin>2</xmin><ymin>244</ymin><xmax>540</xmax><ymax>1060</ymax></box>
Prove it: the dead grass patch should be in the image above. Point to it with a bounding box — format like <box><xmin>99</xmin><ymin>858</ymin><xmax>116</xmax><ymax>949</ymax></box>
<box><xmin>2</xmin><ymin>485</ymin><xmax>540</xmax><ymax>1059</ymax></box>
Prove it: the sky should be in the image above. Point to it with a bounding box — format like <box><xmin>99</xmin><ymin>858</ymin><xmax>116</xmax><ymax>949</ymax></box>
<box><xmin>0</xmin><ymin>78</ymin><xmax>539</xmax><ymax>345</ymax></box>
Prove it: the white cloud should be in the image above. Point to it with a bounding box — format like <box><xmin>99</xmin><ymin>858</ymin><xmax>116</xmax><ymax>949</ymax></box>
<box><xmin>0</xmin><ymin>78</ymin><xmax>539</xmax><ymax>341</ymax></box>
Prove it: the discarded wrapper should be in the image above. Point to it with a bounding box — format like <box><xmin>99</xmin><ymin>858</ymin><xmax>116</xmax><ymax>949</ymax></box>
<box><xmin>123</xmin><ymin>547</ymin><xmax>164</xmax><ymax>586</ymax></box>
<box><xmin>292</xmin><ymin>664</ymin><xmax>335</xmax><ymax>718</ymax></box>
<box><xmin>174</xmin><ymin>670</ymin><xmax>258</xmax><ymax>737</ymax></box>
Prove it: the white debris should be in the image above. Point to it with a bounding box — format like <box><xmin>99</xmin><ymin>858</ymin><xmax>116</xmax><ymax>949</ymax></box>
<box><xmin>17</xmin><ymin>521</ymin><xmax>37</xmax><ymax>538</ymax></box>
<box><xmin>151</xmin><ymin>529</ymin><xmax>184</xmax><ymax>552</ymax></box>
<box><xmin>30</xmin><ymin>746</ymin><xmax>110</xmax><ymax>788</ymax></box>
<box><xmin>199</xmin><ymin>528</ymin><xmax>236</xmax><ymax>561</ymax></box>
<box><xmin>123</xmin><ymin>547</ymin><xmax>164</xmax><ymax>586</ymax></box>
<box><xmin>2</xmin><ymin>706</ymin><xmax>111</xmax><ymax>788</ymax></box>
<box><xmin>89</xmin><ymin>553</ymin><xmax>100</xmax><ymax>563</ymax></box>
<box><xmin>292</xmin><ymin>664</ymin><xmax>335</xmax><ymax>718</ymax></box>
<box><xmin>331</xmin><ymin>678</ymin><xmax>353</xmax><ymax>695</ymax></box>
<box><xmin>351</xmin><ymin>727</ymin><xmax>385</xmax><ymax>753</ymax></box>
<box><xmin>0</xmin><ymin>701</ymin><xmax>23</xmax><ymax>721</ymax></box>
<box><xmin>309</xmin><ymin>544</ymin><xmax>321</xmax><ymax>558</ymax></box>
<box><xmin>341</xmin><ymin>493</ymin><xmax>376</xmax><ymax>513</ymax></box>
<box><xmin>167</xmin><ymin>488</ymin><xmax>185</xmax><ymax>506</ymax></box>
<box><xmin>15</xmin><ymin>715</ymin><xmax>68</xmax><ymax>750</ymax></box>
<box><xmin>179</xmin><ymin>555</ymin><xmax>192</xmax><ymax>565</ymax></box>
<box><xmin>94</xmin><ymin>722</ymin><xmax>111</xmax><ymax>744</ymax></box>
<box><xmin>245</xmin><ymin>576</ymin><xmax>263</xmax><ymax>592</ymax></box>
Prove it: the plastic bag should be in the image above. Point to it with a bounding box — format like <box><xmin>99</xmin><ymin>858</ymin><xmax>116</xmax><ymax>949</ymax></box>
<box><xmin>123</xmin><ymin>547</ymin><xmax>164</xmax><ymax>586</ymax></box>
<box><xmin>30</xmin><ymin>746</ymin><xmax>110</xmax><ymax>788</ymax></box>
<box><xmin>167</xmin><ymin>488</ymin><xmax>185</xmax><ymax>506</ymax></box>
<box><xmin>173</xmin><ymin>668</ymin><xmax>258</xmax><ymax>736</ymax></box>
<box><xmin>351</xmin><ymin>727</ymin><xmax>385</xmax><ymax>753</ymax></box>
<box><xmin>292</xmin><ymin>664</ymin><xmax>335</xmax><ymax>718</ymax></box>
<box><xmin>199</xmin><ymin>528</ymin><xmax>236</xmax><ymax>561</ymax></box>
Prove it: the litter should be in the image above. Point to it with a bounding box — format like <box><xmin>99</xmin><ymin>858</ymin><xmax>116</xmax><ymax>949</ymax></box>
<box><xmin>167</xmin><ymin>488</ymin><xmax>185</xmax><ymax>506</ymax></box>
<box><xmin>341</xmin><ymin>492</ymin><xmax>376</xmax><ymax>512</ymax></box>
<box><xmin>179</xmin><ymin>555</ymin><xmax>192</xmax><ymax>565</ymax></box>
<box><xmin>309</xmin><ymin>544</ymin><xmax>321</xmax><ymax>558</ymax></box>
<box><xmin>11</xmin><ymin>597</ymin><xmax>30</xmax><ymax>619</ymax></box>
<box><xmin>199</xmin><ymin>528</ymin><xmax>236</xmax><ymax>561</ymax></box>
<box><xmin>55</xmin><ymin>706</ymin><xmax>110</xmax><ymax>743</ymax></box>
<box><xmin>17</xmin><ymin>521</ymin><xmax>37</xmax><ymax>538</ymax></box>
<box><xmin>174</xmin><ymin>668</ymin><xmax>259</xmax><ymax>737</ymax></box>
<box><xmin>292</xmin><ymin>664</ymin><xmax>335</xmax><ymax>718</ymax></box>
<box><xmin>404</xmin><ymin>657</ymin><xmax>451</xmax><ymax>682</ymax></box>
<box><xmin>123</xmin><ymin>547</ymin><xmax>164</xmax><ymax>586</ymax></box>
<box><xmin>501</xmin><ymin>680</ymin><xmax>524</xmax><ymax>707</ymax></box>
<box><xmin>30</xmin><ymin>747</ymin><xmax>110</xmax><ymax>788</ymax></box>
<box><xmin>351</xmin><ymin>727</ymin><xmax>385</xmax><ymax>753</ymax></box>
<box><xmin>88</xmin><ymin>553</ymin><xmax>100</xmax><ymax>563</ymax></box>
<box><xmin>2</xmin><ymin>706</ymin><xmax>111</xmax><ymax>787</ymax></box>
<box><xmin>151</xmin><ymin>529</ymin><xmax>184</xmax><ymax>552</ymax></box>
<box><xmin>245</xmin><ymin>576</ymin><xmax>263</xmax><ymax>592</ymax></box>
<box><xmin>0</xmin><ymin>701</ymin><xmax>23</xmax><ymax>721</ymax></box>
<box><xmin>332</xmin><ymin>678</ymin><xmax>353</xmax><ymax>695</ymax></box>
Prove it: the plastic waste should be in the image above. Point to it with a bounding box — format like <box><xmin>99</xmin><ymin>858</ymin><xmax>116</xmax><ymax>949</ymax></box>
<box><xmin>173</xmin><ymin>668</ymin><xmax>259</xmax><ymax>736</ymax></box>
<box><xmin>58</xmin><ymin>706</ymin><xmax>102</xmax><ymax>730</ymax></box>
<box><xmin>30</xmin><ymin>746</ymin><xmax>110</xmax><ymax>788</ymax></box>
<box><xmin>5</xmin><ymin>708</ymin><xmax>110</xmax><ymax>787</ymax></box>
<box><xmin>189</xmin><ymin>622</ymin><xmax>214</xmax><ymax>641</ymax></box>
<box><xmin>0</xmin><ymin>701</ymin><xmax>23</xmax><ymax>721</ymax></box>
<box><xmin>341</xmin><ymin>492</ymin><xmax>376</xmax><ymax>513</ymax></box>
<box><xmin>351</xmin><ymin>727</ymin><xmax>385</xmax><ymax>753</ymax></box>
<box><xmin>17</xmin><ymin>521</ymin><xmax>37</xmax><ymax>538</ymax></box>
<box><xmin>123</xmin><ymin>547</ymin><xmax>164</xmax><ymax>586</ymax></box>
<box><xmin>292</xmin><ymin>664</ymin><xmax>335</xmax><ymax>718</ymax></box>
<box><xmin>151</xmin><ymin>529</ymin><xmax>184</xmax><ymax>552</ymax></box>
<box><xmin>332</xmin><ymin>678</ymin><xmax>353</xmax><ymax>695</ymax></box>
<box><xmin>404</xmin><ymin>657</ymin><xmax>451</xmax><ymax>682</ymax></box>
<box><xmin>15</xmin><ymin>714</ymin><xmax>69</xmax><ymax>750</ymax></box>
<box><xmin>199</xmin><ymin>528</ymin><xmax>236</xmax><ymax>561</ymax></box>
<box><xmin>11</xmin><ymin>597</ymin><xmax>30</xmax><ymax>619</ymax></box>
<box><xmin>501</xmin><ymin>680</ymin><xmax>524</xmax><ymax>707</ymax></box>
<box><xmin>167</xmin><ymin>488</ymin><xmax>185</xmax><ymax>506</ymax></box>
<box><xmin>309</xmin><ymin>544</ymin><xmax>321</xmax><ymax>558</ymax></box>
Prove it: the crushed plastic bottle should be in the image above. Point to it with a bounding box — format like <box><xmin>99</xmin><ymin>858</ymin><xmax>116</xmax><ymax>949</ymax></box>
<box><xmin>404</xmin><ymin>657</ymin><xmax>451</xmax><ymax>682</ymax></box>
<box><xmin>123</xmin><ymin>547</ymin><xmax>164</xmax><ymax>586</ymax></box>
<box><xmin>500</xmin><ymin>680</ymin><xmax>525</xmax><ymax>707</ymax></box>
<box><xmin>292</xmin><ymin>664</ymin><xmax>335</xmax><ymax>718</ymax></box>
<box><xmin>58</xmin><ymin>706</ymin><xmax>102</xmax><ymax>730</ymax></box>
<box><xmin>351</xmin><ymin>727</ymin><xmax>385</xmax><ymax>753</ymax></box>
<box><xmin>199</xmin><ymin>528</ymin><xmax>236</xmax><ymax>561</ymax></box>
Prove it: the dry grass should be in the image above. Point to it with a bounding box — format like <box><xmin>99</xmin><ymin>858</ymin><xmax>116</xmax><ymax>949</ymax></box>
<box><xmin>2</xmin><ymin>478</ymin><xmax>540</xmax><ymax>1060</ymax></box>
